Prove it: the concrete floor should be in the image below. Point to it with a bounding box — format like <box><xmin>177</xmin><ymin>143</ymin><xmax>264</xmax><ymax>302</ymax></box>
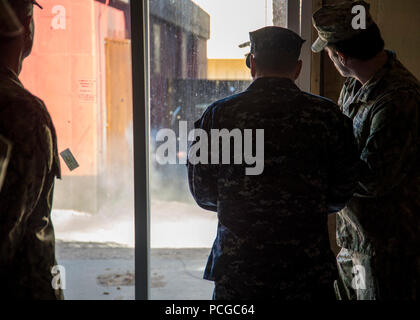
<box><xmin>56</xmin><ymin>241</ymin><xmax>214</xmax><ymax>300</ymax></box>
<box><xmin>52</xmin><ymin>197</ymin><xmax>218</xmax><ymax>300</ymax></box>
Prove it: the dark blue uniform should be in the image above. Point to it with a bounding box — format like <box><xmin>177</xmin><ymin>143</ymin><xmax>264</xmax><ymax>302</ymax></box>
<box><xmin>188</xmin><ymin>77</ymin><xmax>361</xmax><ymax>300</ymax></box>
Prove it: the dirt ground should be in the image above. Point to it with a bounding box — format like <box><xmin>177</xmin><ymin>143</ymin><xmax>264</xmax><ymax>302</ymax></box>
<box><xmin>56</xmin><ymin>241</ymin><xmax>214</xmax><ymax>300</ymax></box>
<box><xmin>52</xmin><ymin>196</ymin><xmax>217</xmax><ymax>300</ymax></box>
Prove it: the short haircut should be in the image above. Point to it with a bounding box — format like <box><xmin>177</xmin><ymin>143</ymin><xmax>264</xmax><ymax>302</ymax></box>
<box><xmin>254</xmin><ymin>52</ymin><xmax>299</xmax><ymax>74</ymax></box>
<box><xmin>328</xmin><ymin>23</ymin><xmax>385</xmax><ymax>61</ymax></box>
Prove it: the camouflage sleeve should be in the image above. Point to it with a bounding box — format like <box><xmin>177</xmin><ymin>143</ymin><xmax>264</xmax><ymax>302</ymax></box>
<box><xmin>358</xmin><ymin>92</ymin><xmax>420</xmax><ymax>196</ymax></box>
<box><xmin>16</xmin><ymin>125</ymin><xmax>63</xmax><ymax>300</ymax></box>
<box><xmin>187</xmin><ymin>104</ymin><xmax>218</xmax><ymax>212</ymax></box>
<box><xmin>0</xmin><ymin>120</ymin><xmax>48</xmax><ymax>267</ymax></box>
<box><xmin>327</xmin><ymin>109</ymin><xmax>361</xmax><ymax>211</ymax></box>
<box><xmin>0</xmin><ymin>120</ymin><xmax>61</xmax><ymax>299</ymax></box>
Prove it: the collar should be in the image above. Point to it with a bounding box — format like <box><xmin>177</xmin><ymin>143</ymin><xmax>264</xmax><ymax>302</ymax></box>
<box><xmin>246</xmin><ymin>77</ymin><xmax>301</xmax><ymax>93</ymax></box>
<box><xmin>357</xmin><ymin>50</ymin><xmax>396</xmax><ymax>103</ymax></box>
<box><xmin>0</xmin><ymin>65</ymin><xmax>23</xmax><ymax>88</ymax></box>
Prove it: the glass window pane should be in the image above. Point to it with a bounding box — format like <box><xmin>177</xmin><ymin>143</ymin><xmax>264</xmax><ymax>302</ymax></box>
<box><xmin>19</xmin><ymin>0</ymin><xmax>134</xmax><ymax>300</ymax></box>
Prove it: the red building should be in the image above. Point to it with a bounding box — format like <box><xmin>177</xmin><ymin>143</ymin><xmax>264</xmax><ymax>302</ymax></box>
<box><xmin>19</xmin><ymin>0</ymin><xmax>210</xmax><ymax>213</ymax></box>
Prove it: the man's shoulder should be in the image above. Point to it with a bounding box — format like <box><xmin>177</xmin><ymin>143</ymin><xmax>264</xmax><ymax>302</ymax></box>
<box><xmin>0</xmin><ymin>77</ymin><xmax>47</xmax><ymax>120</ymax></box>
<box><xmin>299</xmin><ymin>91</ymin><xmax>346</xmax><ymax>121</ymax></box>
<box><xmin>201</xmin><ymin>87</ymin><xmax>345</xmax><ymax>128</ymax></box>
<box><xmin>392</xmin><ymin>58</ymin><xmax>420</xmax><ymax>85</ymax></box>
<box><xmin>0</xmin><ymin>80</ymin><xmax>50</xmax><ymax>144</ymax></box>
<box><xmin>211</xmin><ymin>88</ymin><xmax>339</xmax><ymax>110</ymax></box>
<box><xmin>368</xmin><ymin>65</ymin><xmax>420</xmax><ymax>112</ymax></box>
<box><xmin>210</xmin><ymin>91</ymin><xmax>252</xmax><ymax>108</ymax></box>
<box><xmin>381</xmin><ymin>60</ymin><xmax>420</xmax><ymax>96</ymax></box>
<box><xmin>300</xmin><ymin>91</ymin><xmax>337</xmax><ymax>108</ymax></box>
<box><xmin>200</xmin><ymin>91</ymin><xmax>252</xmax><ymax>120</ymax></box>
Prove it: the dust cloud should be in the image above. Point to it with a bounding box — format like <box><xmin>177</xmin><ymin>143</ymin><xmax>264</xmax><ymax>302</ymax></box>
<box><xmin>52</xmin><ymin>144</ymin><xmax>217</xmax><ymax>249</ymax></box>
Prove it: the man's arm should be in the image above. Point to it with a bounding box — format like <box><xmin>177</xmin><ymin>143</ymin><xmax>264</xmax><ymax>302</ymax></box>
<box><xmin>18</xmin><ymin>123</ymin><xmax>63</xmax><ymax>299</ymax></box>
<box><xmin>187</xmin><ymin>105</ymin><xmax>218</xmax><ymax>212</ymax></box>
<box><xmin>327</xmin><ymin>110</ymin><xmax>362</xmax><ymax>210</ymax></box>
<box><xmin>327</xmin><ymin>109</ymin><xmax>362</xmax><ymax>255</ymax></box>
<box><xmin>0</xmin><ymin>120</ymin><xmax>47</xmax><ymax>266</ymax></box>
<box><xmin>358</xmin><ymin>93</ymin><xmax>419</xmax><ymax>197</ymax></box>
<box><xmin>335</xmin><ymin>92</ymin><xmax>420</xmax><ymax>252</ymax></box>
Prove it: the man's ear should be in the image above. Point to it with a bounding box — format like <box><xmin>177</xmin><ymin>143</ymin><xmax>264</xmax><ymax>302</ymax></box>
<box><xmin>250</xmin><ymin>54</ymin><xmax>257</xmax><ymax>78</ymax></box>
<box><xmin>293</xmin><ymin>60</ymin><xmax>303</xmax><ymax>80</ymax></box>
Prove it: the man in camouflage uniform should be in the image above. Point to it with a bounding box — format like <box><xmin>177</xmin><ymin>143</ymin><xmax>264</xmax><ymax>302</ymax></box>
<box><xmin>188</xmin><ymin>26</ymin><xmax>361</xmax><ymax>300</ymax></box>
<box><xmin>0</xmin><ymin>0</ymin><xmax>63</xmax><ymax>299</ymax></box>
<box><xmin>312</xmin><ymin>1</ymin><xmax>420</xmax><ymax>300</ymax></box>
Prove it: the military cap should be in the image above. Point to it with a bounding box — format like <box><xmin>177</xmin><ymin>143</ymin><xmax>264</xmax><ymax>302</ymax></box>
<box><xmin>242</xmin><ymin>26</ymin><xmax>305</xmax><ymax>68</ymax></box>
<box><xmin>312</xmin><ymin>0</ymin><xmax>374</xmax><ymax>53</ymax></box>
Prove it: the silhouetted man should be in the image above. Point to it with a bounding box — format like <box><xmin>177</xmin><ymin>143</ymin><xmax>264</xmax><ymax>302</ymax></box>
<box><xmin>0</xmin><ymin>0</ymin><xmax>63</xmax><ymax>299</ymax></box>
<box><xmin>188</xmin><ymin>26</ymin><xmax>361</xmax><ymax>300</ymax></box>
<box><xmin>312</xmin><ymin>1</ymin><xmax>420</xmax><ymax>300</ymax></box>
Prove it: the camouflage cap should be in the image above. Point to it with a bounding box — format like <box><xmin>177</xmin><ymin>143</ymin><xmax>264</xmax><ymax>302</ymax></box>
<box><xmin>312</xmin><ymin>0</ymin><xmax>374</xmax><ymax>53</ymax></box>
<box><xmin>243</xmin><ymin>26</ymin><xmax>305</xmax><ymax>68</ymax></box>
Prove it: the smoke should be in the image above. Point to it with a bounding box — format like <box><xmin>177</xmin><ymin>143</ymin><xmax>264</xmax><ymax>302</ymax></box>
<box><xmin>52</xmin><ymin>133</ymin><xmax>217</xmax><ymax>249</ymax></box>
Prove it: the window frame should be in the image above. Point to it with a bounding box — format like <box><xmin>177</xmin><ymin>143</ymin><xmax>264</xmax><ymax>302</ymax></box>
<box><xmin>131</xmin><ymin>0</ymin><xmax>150</xmax><ymax>300</ymax></box>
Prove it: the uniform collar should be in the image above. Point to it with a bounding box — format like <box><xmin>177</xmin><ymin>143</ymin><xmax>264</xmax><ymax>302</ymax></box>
<box><xmin>246</xmin><ymin>77</ymin><xmax>301</xmax><ymax>93</ymax></box>
<box><xmin>357</xmin><ymin>50</ymin><xmax>396</xmax><ymax>103</ymax></box>
<box><xmin>0</xmin><ymin>65</ymin><xmax>23</xmax><ymax>88</ymax></box>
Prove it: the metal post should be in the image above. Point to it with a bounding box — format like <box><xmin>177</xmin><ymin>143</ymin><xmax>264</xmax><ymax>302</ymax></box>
<box><xmin>299</xmin><ymin>0</ymin><xmax>313</xmax><ymax>92</ymax></box>
<box><xmin>130</xmin><ymin>0</ymin><xmax>150</xmax><ymax>300</ymax></box>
